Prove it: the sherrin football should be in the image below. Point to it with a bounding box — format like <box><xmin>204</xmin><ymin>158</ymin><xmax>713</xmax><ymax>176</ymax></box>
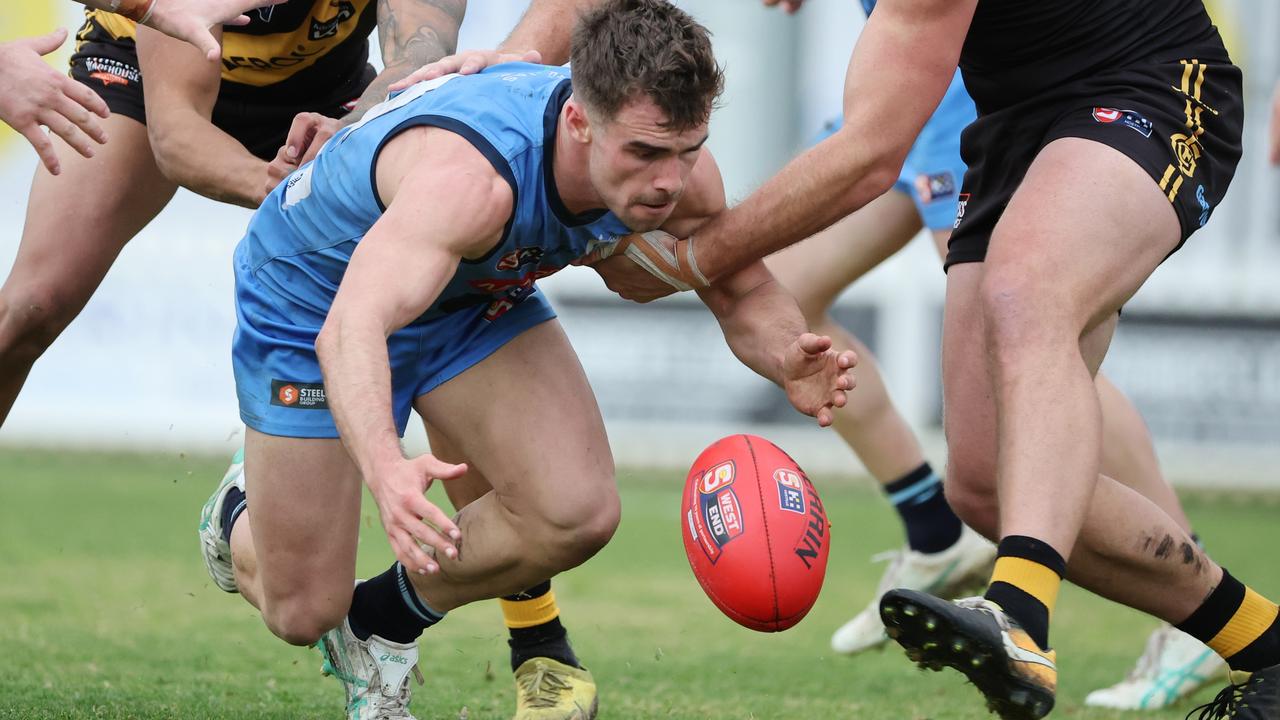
<box><xmin>681</xmin><ymin>434</ymin><xmax>830</xmax><ymax>632</ymax></box>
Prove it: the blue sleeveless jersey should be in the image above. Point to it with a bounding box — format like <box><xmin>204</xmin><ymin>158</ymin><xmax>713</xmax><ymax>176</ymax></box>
<box><xmin>239</xmin><ymin>63</ymin><xmax>631</xmax><ymax>326</ymax></box>
<box><xmin>232</xmin><ymin>64</ymin><xmax>631</xmax><ymax>438</ymax></box>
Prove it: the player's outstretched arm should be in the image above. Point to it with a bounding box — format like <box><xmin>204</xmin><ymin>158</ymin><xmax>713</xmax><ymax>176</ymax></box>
<box><xmin>699</xmin><ymin>264</ymin><xmax>857</xmax><ymax>428</ymax></box>
<box><xmin>135</xmin><ymin>24</ymin><xmax>272</xmax><ymax>207</ymax></box>
<box><xmin>0</xmin><ymin>29</ymin><xmax>109</xmax><ymax>175</ymax></box>
<box><xmin>388</xmin><ymin>0</ymin><xmax>604</xmax><ymax>91</ymax></box>
<box><xmin>587</xmin><ymin>0</ymin><xmax>976</xmax><ymax>301</ymax></box>
<box><xmin>315</xmin><ymin>127</ymin><xmax>511</xmax><ymax>576</ymax></box>
<box><xmin>81</xmin><ymin>0</ymin><xmax>288</xmax><ymax>62</ymax></box>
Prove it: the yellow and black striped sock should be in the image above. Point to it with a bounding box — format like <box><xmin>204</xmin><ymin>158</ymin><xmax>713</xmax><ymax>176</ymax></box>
<box><xmin>500</xmin><ymin>581</ymin><xmax>580</xmax><ymax>670</ymax></box>
<box><xmin>983</xmin><ymin>535</ymin><xmax>1067</xmax><ymax>650</ymax></box>
<box><xmin>1177</xmin><ymin>568</ymin><xmax>1280</xmax><ymax>672</ymax></box>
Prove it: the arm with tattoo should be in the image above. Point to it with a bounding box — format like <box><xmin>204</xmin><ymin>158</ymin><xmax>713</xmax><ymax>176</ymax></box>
<box><xmin>348</xmin><ymin>0</ymin><xmax>467</xmax><ymax>121</ymax></box>
<box><xmin>269</xmin><ymin>0</ymin><xmax>467</xmax><ymax>180</ymax></box>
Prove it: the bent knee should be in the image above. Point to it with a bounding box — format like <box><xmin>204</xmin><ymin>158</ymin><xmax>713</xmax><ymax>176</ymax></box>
<box><xmin>979</xmin><ymin>272</ymin><xmax>1079</xmax><ymax>358</ymax></box>
<box><xmin>261</xmin><ymin>591</ymin><xmax>351</xmax><ymax>646</ymax></box>
<box><xmin>523</xmin><ymin>483</ymin><xmax>621</xmax><ymax>571</ymax></box>
<box><xmin>0</xmin><ymin>286</ymin><xmax>80</xmax><ymax>356</ymax></box>
<box><xmin>943</xmin><ymin>459</ymin><xmax>1000</xmax><ymax>541</ymax></box>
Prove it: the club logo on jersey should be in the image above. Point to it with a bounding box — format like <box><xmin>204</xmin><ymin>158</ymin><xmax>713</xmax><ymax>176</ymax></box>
<box><xmin>1092</xmin><ymin>108</ymin><xmax>1154</xmax><ymax>138</ymax></box>
<box><xmin>310</xmin><ymin>0</ymin><xmax>356</xmax><ymax>40</ymax></box>
<box><xmin>793</xmin><ymin>476</ymin><xmax>829</xmax><ymax>570</ymax></box>
<box><xmin>270</xmin><ymin>380</ymin><xmax>328</xmax><ymax>409</ymax></box>
<box><xmin>915</xmin><ymin>171</ymin><xmax>956</xmax><ymax>204</ymax></box>
<box><xmin>953</xmin><ymin>193</ymin><xmax>971</xmax><ymax>230</ymax></box>
<box><xmin>496</xmin><ymin>246</ymin><xmax>545</xmax><ymax>272</ymax></box>
<box><xmin>774</xmin><ymin>468</ymin><xmax>806</xmax><ymax>515</ymax></box>
<box><xmin>697</xmin><ymin>462</ymin><xmax>735</xmax><ymax>495</ymax></box>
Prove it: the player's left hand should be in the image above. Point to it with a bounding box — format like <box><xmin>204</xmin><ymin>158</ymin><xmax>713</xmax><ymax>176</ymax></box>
<box><xmin>780</xmin><ymin>332</ymin><xmax>856</xmax><ymax>427</ymax></box>
<box><xmin>388</xmin><ymin>48</ymin><xmax>542</xmax><ymax>92</ymax></box>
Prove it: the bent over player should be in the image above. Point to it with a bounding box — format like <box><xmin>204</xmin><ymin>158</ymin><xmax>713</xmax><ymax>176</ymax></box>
<box><xmin>198</xmin><ymin>2</ymin><xmax>854</xmax><ymax>718</ymax></box>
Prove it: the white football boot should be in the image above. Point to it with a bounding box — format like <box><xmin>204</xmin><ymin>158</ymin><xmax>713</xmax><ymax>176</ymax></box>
<box><xmin>831</xmin><ymin>524</ymin><xmax>996</xmax><ymax>655</ymax></box>
<box><xmin>318</xmin><ymin>618</ymin><xmax>425</xmax><ymax>720</ymax></box>
<box><xmin>197</xmin><ymin>448</ymin><xmax>246</xmax><ymax>593</ymax></box>
<box><xmin>1084</xmin><ymin>623</ymin><xmax>1226</xmax><ymax>710</ymax></box>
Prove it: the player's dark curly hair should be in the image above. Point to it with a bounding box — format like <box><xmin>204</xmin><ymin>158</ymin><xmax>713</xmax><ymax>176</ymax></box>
<box><xmin>570</xmin><ymin>0</ymin><xmax>724</xmax><ymax>131</ymax></box>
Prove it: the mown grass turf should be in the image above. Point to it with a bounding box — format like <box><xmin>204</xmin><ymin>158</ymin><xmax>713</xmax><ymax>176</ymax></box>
<box><xmin>1</xmin><ymin>448</ymin><xmax>1277</xmax><ymax>719</ymax></box>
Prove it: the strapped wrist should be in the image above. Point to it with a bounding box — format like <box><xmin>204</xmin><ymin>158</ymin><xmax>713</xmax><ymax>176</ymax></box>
<box><xmin>114</xmin><ymin>0</ymin><xmax>158</xmax><ymax>24</ymax></box>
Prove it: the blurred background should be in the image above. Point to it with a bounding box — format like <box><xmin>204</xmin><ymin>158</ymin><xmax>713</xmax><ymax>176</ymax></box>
<box><xmin>1</xmin><ymin>0</ymin><xmax>1278</xmax><ymax>486</ymax></box>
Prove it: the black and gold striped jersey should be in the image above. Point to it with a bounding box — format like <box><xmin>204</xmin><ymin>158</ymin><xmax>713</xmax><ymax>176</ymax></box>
<box><xmin>83</xmin><ymin>0</ymin><xmax>376</xmax><ymax>100</ymax></box>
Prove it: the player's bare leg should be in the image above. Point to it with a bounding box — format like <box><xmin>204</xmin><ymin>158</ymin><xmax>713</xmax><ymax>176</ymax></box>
<box><xmin>769</xmin><ymin>192</ymin><xmax>993</xmax><ymax>654</ymax></box>
<box><xmin>0</xmin><ymin>114</ymin><xmax>177</xmax><ymax>424</ymax></box>
<box><xmin>883</xmin><ymin>138</ymin><xmax>1280</xmax><ymax>718</ymax></box>
<box><xmin>427</xmin><ymin>422</ymin><xmax>598</xmax><ymax>720</ymax></box>
<box><xmin>233</xmin><ymin>431</ymin><xmax>362</xmax><ymax>640</ymax></box>
<box><xmin>405</xmin><ymin>319</ymin><xmax>618</xmax><ymax>610</ymax></box>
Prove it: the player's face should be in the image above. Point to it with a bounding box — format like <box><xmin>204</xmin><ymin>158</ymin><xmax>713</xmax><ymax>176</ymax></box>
<box><xmin>588</xmin><ymin>96</ymin><xmax>709</xmax><ymax>232</ymax></box>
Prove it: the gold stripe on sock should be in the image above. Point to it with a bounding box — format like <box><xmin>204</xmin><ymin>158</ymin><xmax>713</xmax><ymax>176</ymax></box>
<box><xmin>499</xmin><ymin>590</ymin><xmax>561</xmax><ymax>629</ymax></box>
<box><xmin>1209</xmin><ymin>587</ymin><xmax>1279</xmax><ymax>660</ymax></box>
<box><xmin>992</xmin><ymin>556</ymin><xmax>1062</xmax><ymax>618</ymax></box>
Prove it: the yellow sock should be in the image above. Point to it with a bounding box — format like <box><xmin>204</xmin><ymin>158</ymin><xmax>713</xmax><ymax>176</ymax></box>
<box><xmin>500</xmin><ymin>589</ymin><xmax>561</xmax><ymax>629</ymax></box>
<box><xmin>991</xmin><ymin>555</ymin><xmax>1062</xmax><ymax>620</ymax></box>
<box><xmin>1209</xmin><ymin>587</ymin><xmax>1280</xmax><ymax>661</ymax></box>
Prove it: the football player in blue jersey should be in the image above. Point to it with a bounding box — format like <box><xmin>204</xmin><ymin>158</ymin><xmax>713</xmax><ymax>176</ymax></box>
<box><xmin>197</xmin><ymin>2</ymin><xmax>855</xmax><ymax>718</ymax></box>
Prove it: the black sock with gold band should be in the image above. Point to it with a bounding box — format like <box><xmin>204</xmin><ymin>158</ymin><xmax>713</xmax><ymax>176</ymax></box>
<box><xmin>501</xmin><ymin>581</ymin><xmax>581</xmax><ymax>670</ymax></box>
<box><xmin>1176</xmin><ymin>568</ymin><xmax>1280</xmax><ymax>672</ymax></box>
<box><xmin>983</xmin><ymin>535</ymin><xmax>1067</xmax><ymax>650</ymax></box>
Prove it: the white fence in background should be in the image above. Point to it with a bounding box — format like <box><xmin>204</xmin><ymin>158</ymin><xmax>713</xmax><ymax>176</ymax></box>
<box><xmin>1</xmin><ymin>0</ymin><xmax>1277</xmax><ymax>488</ymax></box>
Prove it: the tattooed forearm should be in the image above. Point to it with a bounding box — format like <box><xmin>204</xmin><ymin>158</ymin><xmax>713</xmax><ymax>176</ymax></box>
<box><xmin>345</xmin><ymin>0</ymin><xmax>466</xmax><ymax>122</ymax></box>
<box><xmin>378</xmin><ymin>0</ymin><xmax>466</xmax><ymax>69</ymax></box>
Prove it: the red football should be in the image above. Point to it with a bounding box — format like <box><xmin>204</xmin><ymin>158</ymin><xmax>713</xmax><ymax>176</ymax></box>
<box><xmin>680</xmin><ymin>434</ymin><xmax>830</xmax><ymax>632</ymax></box>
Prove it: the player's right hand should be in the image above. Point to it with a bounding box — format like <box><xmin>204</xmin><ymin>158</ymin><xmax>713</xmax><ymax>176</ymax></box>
<box><xmin>283</xmin><ymin>111</ymin><xmax>345</xmax><ymax>166</ymax></box>
<box><xmin>143</xmin><ymin>0</ymin><xmax>289</xmax><ymax>63</ymax></box>
<box><xmin>388</xmin><ymin>49</ymin><xmax>543</xmax><ymax>92</ymax></box>
<box><xmin>0</xmin><ymin>29</ymin><xmax>110</xmax><ymax>176</ymax></box>
<box><xmin>263</xmin><ymin>145</ymin><xmax>297</xmax><ymax>202</ymax></box>
<box><xmin>367</xmin><ymin>454</ymin><xmax>468</xmax><ymax>576</ymax></box>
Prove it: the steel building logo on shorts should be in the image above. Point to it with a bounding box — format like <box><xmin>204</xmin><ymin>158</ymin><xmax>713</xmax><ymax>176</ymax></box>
<box><xmin>1091</xmin><ymin>108</ymin><xmax>1153</xmax><ymax>138</ymax></box>
<box><xmin>270</xmin><ymin>380</ymin><xmax>329</xmax><ymax>409</ymax></box>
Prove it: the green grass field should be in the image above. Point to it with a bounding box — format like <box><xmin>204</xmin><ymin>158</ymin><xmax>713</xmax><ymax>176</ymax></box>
<box><xmin>2</xmin><ymin>448</ymin><xmax>1278</xmax><ymax>719</ymax></box>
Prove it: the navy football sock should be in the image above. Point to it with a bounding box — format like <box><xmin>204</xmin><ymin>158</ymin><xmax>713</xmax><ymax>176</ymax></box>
<box><xmin>883</xmin><ymin>463</ymin><xmax>962</xmax><ymax>554</ymax></box>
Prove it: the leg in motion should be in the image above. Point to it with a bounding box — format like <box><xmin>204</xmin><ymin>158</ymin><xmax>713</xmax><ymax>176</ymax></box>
<box><xmin>767</xmin><ymin>191</ymin><xmax>993</xmax><ymax>656</ymax></box>
<box><xmin>0</xmin><ymin>115</ymin><xmax>176</xmax><ymax>424</ymax></box>
<box><xmin>427</xmin><ymin>421</ymin><xmax>598</xmax><ymax>720</ymax></box>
